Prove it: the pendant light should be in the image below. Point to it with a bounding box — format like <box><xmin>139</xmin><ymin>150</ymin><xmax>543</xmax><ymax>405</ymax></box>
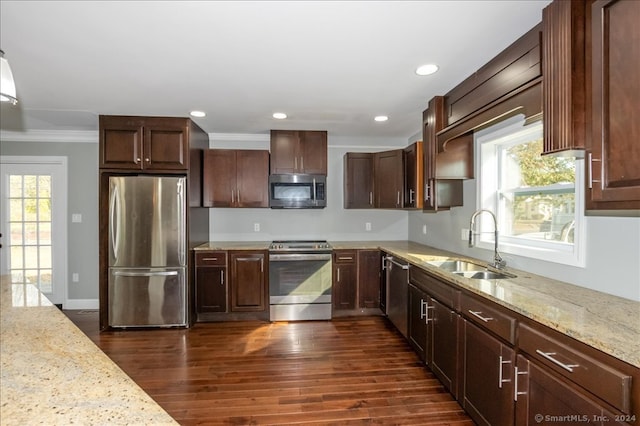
<box><xmin>0</xmin><ymin>50</ymin><xmax>18</xmax><ymax>105</ymax></box>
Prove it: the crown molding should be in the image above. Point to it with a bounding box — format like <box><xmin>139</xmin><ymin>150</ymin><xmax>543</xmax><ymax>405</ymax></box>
<box><xmin>0</xmin><ymin>129</ymin><xmax>98</xmax><ymax>143</ymax></box>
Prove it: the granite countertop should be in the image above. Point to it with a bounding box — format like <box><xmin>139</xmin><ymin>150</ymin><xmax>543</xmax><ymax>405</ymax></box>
<box><xmin>369</xmin><ymin>241</ymin><xmax>640</xmax><ymax>369</ymax></box>
<box><xmin>0</xmin><ymin>276</ymin><xmax>177</xmax><ymax>425</ymax></box>
<box><xmin>195</xmin><ymin>240</ymin><xmax>640</xmax><ymax>368</ymax></box>
<box><xmin>194</xmin><ymin>241</ymin><xmax>270</xmax><ymax>251</ymax></box>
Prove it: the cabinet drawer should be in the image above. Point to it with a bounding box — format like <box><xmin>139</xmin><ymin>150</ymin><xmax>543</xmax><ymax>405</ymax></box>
<box><xmin>334</xmin><ymin>250</ymin><xmax>357</xmax><ymax>264</ymax></box>
<box><xmin>460</xmin><ymin>292</ymin><xmax>516</xmax><ymax>344</ymax></box>
<box><xmin>519</xmin><ymin>323</ymin><xmax>632</xmax><ymax>414</ymax></box>
<box><xmin>195</xmin><ymin>251</ymin><xmax>227</xmax><ymax>266</ymax></box>
<box><xmin>409</xmin><ymin>267</ymin><xmax>459</xmax><ymax>310</ymax></box>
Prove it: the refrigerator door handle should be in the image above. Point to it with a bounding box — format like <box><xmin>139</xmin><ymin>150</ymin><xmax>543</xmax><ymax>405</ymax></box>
<box><xmin>109</xmin><ymin>182</ymin><xmax>121</xmax><ymax>263</ymax></box>
<box><xmin>177</xmin><ymin>179</ymin><xmax>186</xmax><ymax>266</ymax></box>
<box><xmin>113</xmin><ymin>270</ymin><xmax>179</xmax><ymax>277</ymax></box>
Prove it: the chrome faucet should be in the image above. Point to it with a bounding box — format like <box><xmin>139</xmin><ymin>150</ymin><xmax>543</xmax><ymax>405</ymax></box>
<box><xmin>469</xmin><ymin>209</ymin><xmax>506</xmax><ymax>269</ymax></box>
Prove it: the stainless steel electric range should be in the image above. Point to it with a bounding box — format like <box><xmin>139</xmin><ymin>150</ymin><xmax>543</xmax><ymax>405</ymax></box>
<box><xmin>268</xmin><ymin>240</ymin><xmax>333</xmax><ymax>321</ymax></box>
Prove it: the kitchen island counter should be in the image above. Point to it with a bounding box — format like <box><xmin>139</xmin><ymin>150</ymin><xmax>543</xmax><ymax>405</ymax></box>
<box><xmin>0</xmin><ymin>276</ymin><xmax>177</xmax><ymax>425</ymax></box>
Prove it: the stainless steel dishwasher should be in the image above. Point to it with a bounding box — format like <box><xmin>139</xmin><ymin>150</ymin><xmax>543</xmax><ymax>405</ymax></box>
<box><xmin>385</xmin><ymin>255</ymin><xmax>409</xmax><ymax>338</ymax></box>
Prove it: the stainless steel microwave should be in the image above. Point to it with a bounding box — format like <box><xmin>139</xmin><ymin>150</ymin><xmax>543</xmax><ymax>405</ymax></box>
<box><xmin>269</xmin><ymin>174</ymin><xmax>326</xmax><ymax>208</ymax></box>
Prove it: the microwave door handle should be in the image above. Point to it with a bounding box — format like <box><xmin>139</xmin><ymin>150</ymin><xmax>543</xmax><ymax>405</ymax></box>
<box><xmin>313</xmin><ymin>178</ymin><xmax>317</xmax><ymax>204</ymax></box>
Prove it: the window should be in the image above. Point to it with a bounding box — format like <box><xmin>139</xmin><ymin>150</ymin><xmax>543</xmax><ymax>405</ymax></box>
<box><xmin>476</xmin><ymin>118</ymin><xmax>585</xmax><ymax>266</ymax></box>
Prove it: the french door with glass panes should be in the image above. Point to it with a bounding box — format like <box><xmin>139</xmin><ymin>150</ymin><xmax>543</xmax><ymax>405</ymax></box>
<box><xmin>0</xmin><ymin>157</ymin><xmax>67</xmax><ymax>305</ymax></box>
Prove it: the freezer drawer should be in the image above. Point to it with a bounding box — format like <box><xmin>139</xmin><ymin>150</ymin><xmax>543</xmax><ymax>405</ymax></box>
<box><xmin>108</xmin><ymin>267</ymin><xmax>186</xmax><ymax>327</ymax></box>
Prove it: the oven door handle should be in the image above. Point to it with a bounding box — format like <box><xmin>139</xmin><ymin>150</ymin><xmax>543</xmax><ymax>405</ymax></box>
<box><xmin>269</xmin><ymin>253</ymin><xmax>332</xmax><ymax>262</ymax></box>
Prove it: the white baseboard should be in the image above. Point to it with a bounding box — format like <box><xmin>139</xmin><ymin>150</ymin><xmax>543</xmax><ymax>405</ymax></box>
<box><xmin>64</xmin><ymin>299</ymin><xmax>99</xmax><ymax>310</ymax></box>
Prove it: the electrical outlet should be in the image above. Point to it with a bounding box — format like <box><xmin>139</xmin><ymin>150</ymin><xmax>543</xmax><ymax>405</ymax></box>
<box><xmin>254</xmin><ymin>223</ymin><xmax>260</xmax><ymax>232</ymax></box>
<box><xmin>461</xmin><ymin>228</ymin><xmax>469</xmax><ymax>241</ymax></box>
<box><xmin>422</xmin><ymin>224</ymin><xmax>427</xmax><ymax>235</ymax></box>
<box><xmin>72</xmin><ymin>273</ymin><xmax>79</xmax><ymax>282</ymax></box>
<box><xmin>71</xmin><ymin>213</ymin><xmax>82</xmax><ymax>223</ymax></box>
<box><xmin>365</xmin><ymin>222</ymin><xmax>372</xmax><ymax>231</ymax></box>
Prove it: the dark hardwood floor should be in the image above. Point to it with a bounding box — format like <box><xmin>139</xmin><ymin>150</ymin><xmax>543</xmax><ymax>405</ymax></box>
<box><xmin>64</xmin><ymin>311</ymin><xmax>473</xmax><ymax>425</ymax></box>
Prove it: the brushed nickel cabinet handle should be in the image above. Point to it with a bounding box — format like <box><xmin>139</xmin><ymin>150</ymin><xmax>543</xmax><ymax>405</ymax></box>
<box><xmin>535</xmin><ymin>350</ymin><xmax>579</xmax><ymax>373</ymax></box>
<box><xmin>498</xmin><ymin>356</ymin><xmax>512</xmax><ymax>389</ymax></box>
<box><xmin>468</xmin><ymin>310</ymin><xmax>494</xmax><ymax>323</ymax></box>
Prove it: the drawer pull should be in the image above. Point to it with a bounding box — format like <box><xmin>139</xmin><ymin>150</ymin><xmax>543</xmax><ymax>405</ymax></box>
<box><xmin>338</xmin><ymin>256</ymin><xmax>353</xmax><ymax>261</ymax></box>
<box><xmin>468</xmin><ymin>310</ymin><xmax>494</xmax><ymax>323</ymax></box>
<box><xmin>535</xmin><ymin>350</ymin><xmax>579</xmax><ymax>373</ymax></box>
<box><xmin>498</xmin><ymin>355</ymin><xmax>511</xmax><ymax>389</ymax></box>
<box><xmin>202</xmin><ymin>257</ymin><xmax>219</xmax><ymax>261</ymax></box>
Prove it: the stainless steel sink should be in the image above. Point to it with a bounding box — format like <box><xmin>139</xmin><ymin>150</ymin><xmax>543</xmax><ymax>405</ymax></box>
<box><xmin>426</xmin><ymin>259</ymin><xmax>486</xmax><ymax>272</ymax></box>
<box><xmin>452</xmin><ymin>270</ymin><xmax>516</xmax><ymax>280</ymax></box>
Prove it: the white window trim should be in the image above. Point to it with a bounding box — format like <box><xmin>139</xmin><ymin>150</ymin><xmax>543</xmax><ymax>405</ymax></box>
<box><xmin>475</xmin><ymin>117</ymin><xmax>586</xmax><ymax>267</ymax></box>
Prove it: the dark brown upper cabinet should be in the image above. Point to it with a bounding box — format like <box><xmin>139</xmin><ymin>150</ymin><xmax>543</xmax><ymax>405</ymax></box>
<box><xmin>422</xmin><ymin>97</ymin><xmax>463</xmax><ymax>212</ymax></box>
<box><xmin>541</xmin><ymin>0</ymin><xmax>587</xmax><ymax>157</ymax></box>
<box><xmin>444</xmin><ymin>23</ymin><xmax>542</xmax><ymax>127</ymax></box>
<box><xmin>270</xmin><ymin>130</ymin><xmax>327</xmax><ymax>175</ymax></box>
<box><xmin>343</xmin><ymin>152</ymin><xmax>374</xmax><ymax>208</ymax></box>
<box><xmin>374</xmin><ymin>149</ymin><xmax>404</xmax><ymax>209</ymax></box>
<box><xmin>99</xmin><ymin>115</ymin><xmax>191</xmax><ymax>171</ymax></box>
<box><xmin>587</xmin><ymin>0</ymin><xmax>640</xmax><ymax>211</ymax></box>
<box><xmin>202</xmin><ymin>149</ymin><xmax>269</xmax><ymax>208</ymax></box>
<box><xmin>403</xmin><ymin>141</ymin><xmax>424</xmax><ymax>209</ymax></box>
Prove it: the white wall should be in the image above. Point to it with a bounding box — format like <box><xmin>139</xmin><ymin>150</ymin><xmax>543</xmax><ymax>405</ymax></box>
<box><xmin>408</xmin><ymin>179</ymin><xmax>640</xmax><ymax>302</ymax></box>
<box><xmin>208</xmin><ymin>134</ymin><xmax>409</xmax><ymax>242</ymax></box>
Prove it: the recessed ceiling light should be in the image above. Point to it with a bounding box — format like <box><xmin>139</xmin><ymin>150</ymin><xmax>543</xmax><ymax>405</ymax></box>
<box><xmin>190</xmin><ymin>110</ymin><xmax>206</xmax><ymax>118</ymax></box>
<box><xmin>273</xmin><ymin>112</ymin><xmax>287</xmax><ymax>119</ymax></box>
<box><xmin>415</xmin><ymin>64</ymin><xmax>439</xmax><ymax>76</ymax></box>
<box><xmin>374</xmin><ymin>115</ymin><xmax>389</xmax><ymax>122</ymax></box>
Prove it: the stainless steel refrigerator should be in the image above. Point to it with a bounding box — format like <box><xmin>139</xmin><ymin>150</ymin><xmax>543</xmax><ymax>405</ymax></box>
<box><xmin>108</xmin><ymin>175</ymin><xmax>187</xmax><ymax>327</ymax></box>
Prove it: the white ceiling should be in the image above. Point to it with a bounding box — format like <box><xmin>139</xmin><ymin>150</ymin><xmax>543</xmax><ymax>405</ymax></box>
<box><xmin>0</xmin><ymin>0</ymin><xmax>551</xmax><ymax>139</ymax></box>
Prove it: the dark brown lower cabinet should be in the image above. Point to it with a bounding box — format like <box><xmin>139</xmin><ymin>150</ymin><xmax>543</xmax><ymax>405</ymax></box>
<box><xmin>430</xmin><ymin>298</ymin><xmax>460</xmax><ymax>398</ymax></box>
<box><xmin>408</xmin><ymin>283</ymin><xmax>429</xmax><ymax>361</ymax></box>
<box><xmin>196</xmin><ymin>264</ymin><xmax>227</xmax><ymax>313</ymax></box>
<box><xmin>357</xmin><ymin>250</ymin><xmax>381</xmax><ymax>309</ymax></box>
<box><xmin>229</xmin><ymin>251</ymin><xmax>267</xmax><ymax>312</ymax></box>
<box><xmin>195</xmin><ymin>251</ymin><xmax>228</xmax><ymax>316</ymax></box>
<box><xmin>333</xmin><ymin>250</ymin><xmax>357</xmax><ymax>310</ymax></box>
<box><xmin>515</xmin><ymin>355</ymin><xmax>619</xmax><ymax>426</ymax></box>
<box><xmin>462</xmin><ymin>319</ymin><xmax>515</xmax><ymax>426</ymax></box>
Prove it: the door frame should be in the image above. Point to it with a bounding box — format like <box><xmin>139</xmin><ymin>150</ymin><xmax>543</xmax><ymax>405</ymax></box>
<box><xmin>0</xmin><ymin>155</ymin><xmax>68</xmax><ymax>305</ymax></box>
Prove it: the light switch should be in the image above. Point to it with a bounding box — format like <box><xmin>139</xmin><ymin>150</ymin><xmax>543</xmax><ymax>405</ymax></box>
<box><xmin>365</xmin><ymin>222</ymin><xmax>372</xmax><ymax>231</ymax></box>
<box><xmin>71</xmin><ymin>213</ymin><xmax>82</xmax><ymax>223</ymax></box>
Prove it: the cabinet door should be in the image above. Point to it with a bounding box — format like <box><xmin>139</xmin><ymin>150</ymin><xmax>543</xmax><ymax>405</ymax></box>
<box><xmin>588</xmin><ymin>0</ymin><xmax>640</xmax><ymax>209</ymax></box>
<box><xmin>143</xmin><ymin>118</ymin><xmax>189</xmax><ymax>170</ymax></box>
<box><xmin>408</xmin><ymin>283</ymin><xmax>429</xmax><ymax>362</ymax></box>
<box><xmin>236</xmin><ymin>150</ymin><xmax>269</xmax><ymax>208</ymax></box>
<box><xmin>343</xmin><ymin>153</ymin><xmax>374</xmax><ymax>208</ymax></box>
<box><xmin>515</xmin><ymin>355</ymin><xmax>609</xmax><ymax>426</ymax></box>
<box><xmin>403</xmin><ymin>142</ymin><xmax>423</xmax><ymax>209</ymax></box>
<box><xmin>422</xmin><ymin>98</ymin><xmax>463</xmax><ymax>211</ymax></box>
<box><xmin>99</xmin><ymin>116</ymin><xmax>144</xmax><ymax>170</ymax></box>
<box><xmin>202</xmin><ymin>150</ymin><xmax>236</xmax><ymax>207</ymax></box>
<box><xmin>431</xmin><ymin>298</ymin><xmax>460</xmax><ymax>398</ymax></box>
<box><xmin>541</xmin><ymin>0</ymin><xmax>586</xmax><ymax>156</ymax></box>
<box><xmin>462</xmin><ymin>320</ymin><xmax>515</xmax><ymax>426</ymax></box>
<box><xmin>230</xmin><ymin>251</ymin><xmax>266</xmax><ymax>312</ymax></box>
<box><xmin>374</xmin><ymin>149</ymin><xmax>403</xmax><ymax>208</ymax></box>
<box><xmin>196</xmin><ymin>266</ymin><xmax>227</xmax><ymax>313</ymax></box>
<box><xmin>333</xmin><ymin>251</ymin><xmax>357</xmax><ymax>310</ymax></box>
<box><xmin>357</xmin><ymin>249</ymin><xmax>381</xmax><ymax>308</ymax></box>
<box><xmin>299</xmin><ymin>131</ymin><xmax>327</xmax><ymax>174</ymax></box>
<box><xmin>270</xmin><ymin>130</ymin><xmax>299</xmax><ymax>174</ymax></box>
